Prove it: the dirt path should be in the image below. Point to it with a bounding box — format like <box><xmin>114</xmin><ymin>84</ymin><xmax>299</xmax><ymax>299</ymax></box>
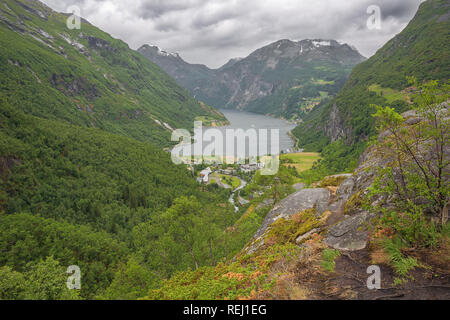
<box><xmin>306</xmin><ymin>249</ymin><xmax>450</xmax><ymax>300</ymax></box>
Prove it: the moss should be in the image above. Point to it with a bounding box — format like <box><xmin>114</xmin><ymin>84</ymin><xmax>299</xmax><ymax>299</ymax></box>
<box><xmin>344</xmin><ymin>191</ymin><xmax>364</xmax><ymax>215</ymax></box>
<box><xmin>265</xmin><ymin>209</ymin><xmax>322</xmax><ymax>245</ymax></box>
<box><xmin>317</xmin><ymin>175</ymin><xmax>348</xmax><ymax>188</ymax></box>
<box><xmin>144</xmin><ymin>243</ymin><xmax>301</xmax><ymax>300</ymax></box>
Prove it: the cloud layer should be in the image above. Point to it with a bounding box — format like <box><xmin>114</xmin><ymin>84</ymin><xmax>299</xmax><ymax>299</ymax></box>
<box><xmin>41</xmin><ymin>0</ymin><xmax>424</xmax><ymax>68</ymax></box>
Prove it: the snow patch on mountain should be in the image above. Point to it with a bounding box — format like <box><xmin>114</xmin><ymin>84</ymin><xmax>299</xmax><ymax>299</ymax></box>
<box><xmin>312</xmin><ymin>40</ymin><xmax>331</xmax><ymax>47</ymax></box>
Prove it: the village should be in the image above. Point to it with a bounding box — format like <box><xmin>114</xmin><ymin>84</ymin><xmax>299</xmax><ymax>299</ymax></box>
<box><xmin>195</xmin><ymin>163</ymin><xmax>263</xmax><ymax>185</ymax></box>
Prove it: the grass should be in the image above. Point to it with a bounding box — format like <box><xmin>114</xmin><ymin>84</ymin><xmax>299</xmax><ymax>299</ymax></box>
<box><xmin>218</xmin><ymin>174</ymin><xmax>241</xmax><ymax>189</ymax></box>
<box><xmin>281</xmin><ymin>152</ymin><xmax>321</xmax><ymax>175</ymax></box>
<box><xmin>195</xmin><ymin>115</ymin><xmax>229</xmax><ymax>127</ymax></box>
<box><xmin>321</xmin><ymin>249</ymin><xmax>341</xmax><ymax>272</ymax></box>
<box><xmin>312</xmin><ymin>79</ymin><xmax>335</xmax><ymax>85</ymax></box>
<box><xmin>319</xmin><ymin>91</ymin><xmax>330</xmax><ymax>98</ymax></box>
<box><xmin>368</xmin><ymin>84</ymin><xmax>409</xmax><ymax>104</ymax></box>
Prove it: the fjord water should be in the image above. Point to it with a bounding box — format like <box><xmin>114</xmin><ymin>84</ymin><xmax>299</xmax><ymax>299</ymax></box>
<box><xmin>218</xmin><ymin>109</ymin><xmax>297</xmax><ymax>154</ymax></box>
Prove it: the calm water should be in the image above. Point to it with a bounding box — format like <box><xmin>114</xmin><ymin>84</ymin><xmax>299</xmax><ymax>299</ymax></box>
<box><xmin>218</xmin><ymin>109</ymin><xmax>296</xmax><ymax>154</ymax></box>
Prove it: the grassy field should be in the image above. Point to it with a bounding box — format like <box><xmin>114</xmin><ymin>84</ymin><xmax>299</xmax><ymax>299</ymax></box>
<box><xmin>312</xmin><ymin>79</ymin><xmax>335</xmax><ymax>85</ymax></box>
<box><xmin>368</xmin><ymin>84</ymin><xmax>410</xmax><ymax>104</ymax></box>
<box><xmin>218</xmin><ymin>174</ymin><xmax>241</xmax><ymax>189</ymax></box>
<box><xmin>281</xmin><ymin>152</ymin><xmax>321</xmax><ymax>174</ymax></box>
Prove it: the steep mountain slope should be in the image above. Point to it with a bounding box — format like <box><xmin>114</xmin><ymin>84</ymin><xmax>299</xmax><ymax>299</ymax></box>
<box><xmin>0</xmin><ymin>0</ymin><xmax>236</xmax><ymax>299</ymax></box>
<box><xmin>292</xmin><ymin>0</ymin><xmax>449</xmax><ymax>173</ymax></box>
<box><xmin>139</xmin><ymin>39</ymin><xmax>365</xmax><ymax>120</ymax></box>
<box><xmin>0</xmin><ymin>101</ymin><xmax>236</xmax><ymax>298</ymax></box>
<box><xmin>143</xmin><ymin>101</ymin><xmax>450</xmax><ymax>300</ymax></box>
<box><xmin>137</xmin><ymin>45</ymin><xmax>214</xmax><ymax>98</ymax></box>
<box><xmin>0</xmin><ymin>0</ymin><xmax>226</xmax><ymax>146</ymax></box>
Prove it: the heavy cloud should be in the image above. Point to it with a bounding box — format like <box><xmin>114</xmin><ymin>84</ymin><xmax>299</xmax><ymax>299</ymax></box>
<box><xmin>41</xmin><ymin>0</ymin><xmax>424</xmax><ymax>68</ymax></box>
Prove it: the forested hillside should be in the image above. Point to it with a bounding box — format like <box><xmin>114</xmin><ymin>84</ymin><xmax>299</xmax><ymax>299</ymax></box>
<box><xmin>293</xmin><ymin>0</ymin><xmax>450</xmax><ymax>177</ymax></box>
<box><xmin>0</xmin><ymin>0</ymin><xmax>448</xmax><ymax>302</ymax></box>
<box><xmin>0</xmin><ymin>0</ymin><xmax>236</xmax><ymax>300</ymax></box>
<box><xmin>0</xmin><ymin>0</ymin><xmax>226</xmax><ymax>147</ymax></box>
<box><xmin>0</xmin><ymin>97</ymin><xmax>249</xmax><ymax>299</ymax></box>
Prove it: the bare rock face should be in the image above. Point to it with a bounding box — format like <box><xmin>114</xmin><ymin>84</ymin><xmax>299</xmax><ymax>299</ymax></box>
<box><xmin>325</xmin><ymin>103</ymin><xmax>352</xmax><ymax>143</ymax></box>
<box><xmin>325</xmin><ymin>211</ymin><xmax>375</xmax><ymax>251</ymax></box>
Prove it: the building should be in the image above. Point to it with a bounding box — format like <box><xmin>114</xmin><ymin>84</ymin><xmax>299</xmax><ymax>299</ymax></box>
<box><xmin>199</xmin><ymin>167</ymin><xmax>212</xmax><ymax>184</ymax></box>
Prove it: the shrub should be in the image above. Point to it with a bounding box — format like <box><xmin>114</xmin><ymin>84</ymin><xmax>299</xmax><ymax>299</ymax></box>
<box><xmin>321</xmin><ymin>249</ymin><xmax>341</xmax><ymax>273</ymax></box>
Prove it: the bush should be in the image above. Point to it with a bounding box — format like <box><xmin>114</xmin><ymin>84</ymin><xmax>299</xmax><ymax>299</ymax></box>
<box><xmin>321</xmin><ymin>249</ymin><xmax>341</xmax><ymax>273</ymax></box>
<box><xmin>378</xmin><ymin>205</ymin><xmax>442</xmax><ymax>248</ymax></box>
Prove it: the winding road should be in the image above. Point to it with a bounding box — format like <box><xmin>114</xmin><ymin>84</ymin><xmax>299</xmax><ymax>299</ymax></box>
<box><xmin>228</xmin><ymin>177</ymin><xmax>248</xmax><ymax>212</ymax></box>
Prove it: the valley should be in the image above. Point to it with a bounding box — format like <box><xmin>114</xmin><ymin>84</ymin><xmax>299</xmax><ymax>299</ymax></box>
<box><xmin>0</xmin><ymin>0</ymin><xmax>448</xmax><ymax>303</ymax></box>
<box><xmin>139</xmin><ymin>39</ymin><xmax>365</xmax><ymax>122</ymax></box>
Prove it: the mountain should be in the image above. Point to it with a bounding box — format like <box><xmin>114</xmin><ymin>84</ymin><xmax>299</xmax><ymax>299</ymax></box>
<box><xmin>144</xmin><ymin>102</ymin><xmax>450</xmax><ymax>300</ymax></box>
<box><xmin>137</xmin><ymin>45</ymin><xmax>214</xmax><ymax>92</ymax></box>
<box><xmin>0</xmin><ymin>0</ymin><xmax>227</xmax><ymax>147</ymax></box>
<box><xmin>0</xmin><ymin>0</ymin><xmax>236</xmax><ymax>299</ymax></box>
<box><xmin>139</xmin><ymin>39</ymin><xmax>365</xmax><ymax>120</ymax></box>
<box><xmin>292</xmin><ymin>0</ymin><xmax>450</xmax><ymax>174</ymax></box>
<box><xmin>0</xmin><ymin>99</ymin><xmax>237</xmax><ymax>299</ymax></box>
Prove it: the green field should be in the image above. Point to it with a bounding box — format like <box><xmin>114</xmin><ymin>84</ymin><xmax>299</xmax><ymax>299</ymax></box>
<box><xmin>218</xmin><ymin>174</ymin><xmax>241</xmax><ymax>189</ymax></box>
<box><xmin>281</xmin><ymin>152</ymin><xmax>321</xmax><ymax>174</ymax></box>
<box><xmin>312</xmin><ymin>78</ymin><xmax>335</xmax><ymax>85</ymax></box>
<box><xmin>368</xmin><ymin>84</ymin><xmax>410</xmax><ymax>104</ymax></box>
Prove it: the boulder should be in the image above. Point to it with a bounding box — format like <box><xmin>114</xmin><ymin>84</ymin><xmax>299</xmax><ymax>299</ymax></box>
<box><xmin>293</xmin><ymin>183</ymin><xmax>306</xmax><ymax>191</ymax></box>
<box><xmin>252</xmin><ymin>188</ymin><xmax>330</xmax><ymax>241</ymax></box>
<box><xmin>325</xmin><ymin>211</ymin><xmax>375</xmax><ymax>251</ymax></box>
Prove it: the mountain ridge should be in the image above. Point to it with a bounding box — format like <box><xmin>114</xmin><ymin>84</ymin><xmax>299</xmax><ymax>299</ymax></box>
<box><xmin>138</xmin><ymin>38</ymin><xmax>366</xmax><ymax>120</ymax></box>
<box><xmin>0</xmin><ymin>0</ymin><xmax>227</xmax><ymax>147</ymax></box>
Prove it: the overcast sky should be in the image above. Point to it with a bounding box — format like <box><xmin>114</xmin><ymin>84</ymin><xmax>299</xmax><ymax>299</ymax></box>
<box><xmin>41</xmin><ymin>0</ymin><xmax>424</xmax><ymax>68</ymax></box>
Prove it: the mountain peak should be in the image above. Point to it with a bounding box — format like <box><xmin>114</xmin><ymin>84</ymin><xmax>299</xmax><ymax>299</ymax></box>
<box><xmin>138</xmin><ymin>44</ymin><xmax>181</xmax><ymax>59</ymax></box>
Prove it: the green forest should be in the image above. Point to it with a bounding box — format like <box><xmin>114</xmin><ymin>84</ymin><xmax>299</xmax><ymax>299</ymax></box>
<box><xmin>0</xmin><ymin>0</ymin><xmax>449</xmax><ymax>302</ymax></box>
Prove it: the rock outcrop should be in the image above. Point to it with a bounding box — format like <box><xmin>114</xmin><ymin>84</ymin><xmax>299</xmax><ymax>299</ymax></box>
<box><xmin>248</xmin><ymin>102</ymin><xmax>449</xmax><ymax>253</ymax></box>
<box><xmin>324</xmin><ymin>211</ymin><xmax>375</xmax><ymax>251</ymax></box>
<box><xmin>324</xmin><ymin>103</ymin><xmax>353</xmax><ymax>143</ymax></box>
<box><xmin>245</xmin><ymin>188</ymin><xmax>331</xmax><ymax>254</ymax></box>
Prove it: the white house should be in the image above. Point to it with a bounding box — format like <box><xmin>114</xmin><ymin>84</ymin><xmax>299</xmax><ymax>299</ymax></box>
<box><xmin>199</xmin><ymin>167</ymin><xmax>212</xmax><ymax>184</ymax></box>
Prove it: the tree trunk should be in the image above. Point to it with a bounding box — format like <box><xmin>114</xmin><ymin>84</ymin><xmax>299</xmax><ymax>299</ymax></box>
<box><xmin>441</xmin><ymin>202</ymin><xmax>448</xmax><ymax>225</ymax></box>
<box><xmin>209</xmin><ymin>239</ymin><xmax>216</xmax><ymax>266</ymax></box>
<box><xmin>189</xmin><ymin>247</ymin><xmax>199</xmax><ymax>270</ymax></box>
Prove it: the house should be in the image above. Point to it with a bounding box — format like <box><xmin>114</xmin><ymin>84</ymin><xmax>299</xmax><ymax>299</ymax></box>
<box><xmin>199</xmin><ymin>167</ymin><xmax>212</xmax><ymax>184</ymax></box>
<box><xmin>239</xmin><ymin>163</ymin><xmax>263</xmax><ymax>173</ymax></box>
<box><xmin>221</xmin><ymin>169</ymin><xmax>235</xmax><ymax>175</ymax></box>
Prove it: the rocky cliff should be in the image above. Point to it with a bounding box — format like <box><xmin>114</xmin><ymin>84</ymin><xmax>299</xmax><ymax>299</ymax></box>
<box><xmin>143</xmin><ymin>102</ymin><xmax>449</xmax><ymax>300</ymax></box>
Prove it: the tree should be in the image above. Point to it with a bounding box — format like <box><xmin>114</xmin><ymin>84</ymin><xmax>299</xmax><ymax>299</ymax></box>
<box><xmin>372</xmin><ymin>79</ymin><xmax>449</xmax><ymax>225</ymax></box>
<box><xmin>100</xmin><ymin>257</ymin><xmax>158</xmax><ymax>300</ymax></box>
<box><xmin>0</xmin><ymin>266</ymin><xmax>27</xmax><ymax>300</ymax></box>
<box><xmin>23</xmin><ymin>256</ymin><xmax>81</xmax><ymax>300</ymax></box>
